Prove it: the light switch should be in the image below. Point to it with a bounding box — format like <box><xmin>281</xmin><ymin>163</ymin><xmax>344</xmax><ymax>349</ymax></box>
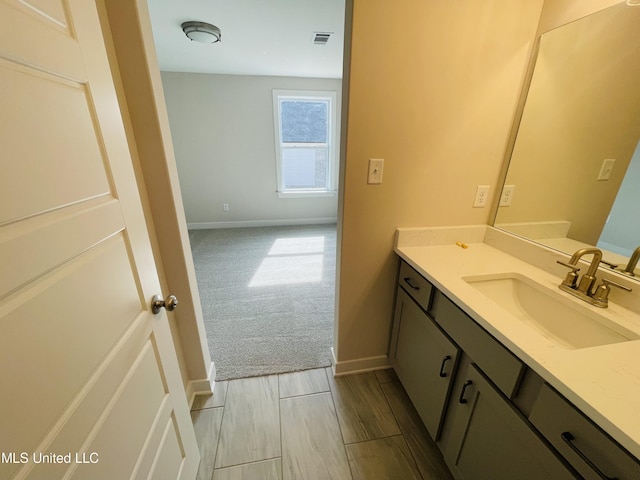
<box><xmin>368</xmin><ymin>158</ymin><xmax>384</xmax><ymax>184</ymax></box>
<box><xmin>598</xmin><ymin>159</ymin><xmax>615</xmax><ymax>181</ymax></box>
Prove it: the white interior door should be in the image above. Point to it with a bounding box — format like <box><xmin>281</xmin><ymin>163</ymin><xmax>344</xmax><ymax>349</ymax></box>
<box><xmin>0</xmin><ymin>0</ymin><xmax>199</xmax><ymax>479</ymax></box>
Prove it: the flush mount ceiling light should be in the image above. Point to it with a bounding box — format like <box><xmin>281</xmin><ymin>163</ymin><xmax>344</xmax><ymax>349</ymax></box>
<box><xmin>181</xmin><ymin>21</ymin><xmax>221</xmax><ymax>43</ymax></box>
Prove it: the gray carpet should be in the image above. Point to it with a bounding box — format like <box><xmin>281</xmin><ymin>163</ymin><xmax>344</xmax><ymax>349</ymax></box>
<box><xmin>189</xmin><ymin>224</ymin><xmax>336</xmax><ymax>381</ymax></box>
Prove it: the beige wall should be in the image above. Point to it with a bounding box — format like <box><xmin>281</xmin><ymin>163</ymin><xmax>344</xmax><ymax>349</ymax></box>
<box><xmin>334</xmin><ymin>0</ymin><xmax>545</xmax><ymax>364</ymax></box>
<box><xmin>102</xmin><ymin>0</ymin><xmax>631</xmax><ymax>379</ymax></box>
<box><xmin>537</xmin><ymin>0</ymin><xmax>621</xmax><ymax>32</ymax></box>
<box><xmin>161</xmin><ymin>72</ymin><xmax>341</xmax><ymax>227</ymax></box>
<box><xmin>496</xmin><ymin>2</ymin><xmax>640</xmax><ymax>245</ymax></box>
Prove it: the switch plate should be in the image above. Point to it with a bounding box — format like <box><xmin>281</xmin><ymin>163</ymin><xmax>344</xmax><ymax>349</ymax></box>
<box><xmin>499</xmin><ymin>185</ymin><xmax>515</xmax><ymax>207</ymax></box>
<box><xmin>368</xmin><ymin>158</ymin><xmax>384</xmax><ymax>184</ymax></box>
<box><xmin>223</xmin><ymin>203</ymin><xmax>229</xmax><ymax>211</ymax></box>
<box><xmin>597</xmin><ymin>159</ymin><xmax>615</xmax><ymax>181</ymax></box>
<box><xmin>473</xmin><ymin>185</ymin><xmax>490</xmax><ymax>208</ymax></box>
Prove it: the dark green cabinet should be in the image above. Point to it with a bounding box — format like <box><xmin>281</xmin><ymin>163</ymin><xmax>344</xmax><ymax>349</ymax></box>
<box><xmin>391</xmin><ymin>260</ymin><xmax>587</xmax><ymax>480</ymax></box>
<box><xmin>390</xmin><ymin>288</ymin><xmax>460</xmax><ymax>440</ymax></box>
<box><xmin>441</xmin><ymin>363</ymin><xmax>576</xmax><ymax>480</ymax></box>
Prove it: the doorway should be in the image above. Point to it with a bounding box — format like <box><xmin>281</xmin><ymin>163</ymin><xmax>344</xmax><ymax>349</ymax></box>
<box><xmin>146</xmin><ymin>0</ymin><xmax>346</xmax><ymax>380</ymax></box>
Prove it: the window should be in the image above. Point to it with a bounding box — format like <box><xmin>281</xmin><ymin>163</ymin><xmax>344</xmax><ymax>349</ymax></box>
<box><xmin>273</xmin><ymin>90</ymin><xmax>338</xmax><ymax>197</ymax></box>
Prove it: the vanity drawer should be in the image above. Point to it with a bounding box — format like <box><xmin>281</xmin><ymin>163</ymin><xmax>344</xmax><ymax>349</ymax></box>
<box><xmin>431</xmin><ymin>291</ymin><xmax>524</xmax><ymax>398</ymax></box>
<box><xmin>398</xmin><ymin>260</ymin><xmax>433</xmax><ymax>311</ymax></box>
<box><xmin>530</xmin><ymin>383</ymin><xmax>640</xmax><ymax>480</ymax></box>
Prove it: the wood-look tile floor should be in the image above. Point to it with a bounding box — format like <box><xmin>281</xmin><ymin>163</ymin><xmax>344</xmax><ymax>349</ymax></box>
<box><xmin>191</xmin><ymin>368</ymin><xmax>453</xmax><ymax>480</ymax></box>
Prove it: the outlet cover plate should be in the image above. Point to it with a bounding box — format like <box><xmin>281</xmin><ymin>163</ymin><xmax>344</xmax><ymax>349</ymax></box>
<box><xmin>473</xmin><ymin>185</ymin><xmax>490</xmax><ymax>208</ymax></box>
<box><xmin>499</xmin><ymin>185</ymin><xmax>515</xmax><ymax>207</ymax></box>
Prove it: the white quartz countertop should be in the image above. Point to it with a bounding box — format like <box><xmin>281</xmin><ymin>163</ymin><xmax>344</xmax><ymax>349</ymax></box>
<box><xmin>395</xmin><ymin>240</ymin><xmax>640</xmax><ymax>458</ymax></box>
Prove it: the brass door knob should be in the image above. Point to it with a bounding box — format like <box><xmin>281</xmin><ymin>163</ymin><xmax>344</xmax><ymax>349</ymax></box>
<box><xmin>151</xmin><ymin>294</ymin><xmax>178</xmax><ymax>314</ymax></box>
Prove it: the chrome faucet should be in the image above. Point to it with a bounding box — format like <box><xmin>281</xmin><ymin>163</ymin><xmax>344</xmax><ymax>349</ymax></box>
<box><xmin>557</xmin><ymin>247</ymin><xmax>631</xmax><ymax>307</ymax></box>
<box><xmin>621</xmin><ymin>246</ymin><xmax>640</xmax><ymax>277</ymax></box>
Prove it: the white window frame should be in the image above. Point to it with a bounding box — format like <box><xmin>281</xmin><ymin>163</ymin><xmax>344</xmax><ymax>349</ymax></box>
<box><xmin>272</xmin><ymin>89</ymin><xmax>338</xmax><ymax>198</ymax></box>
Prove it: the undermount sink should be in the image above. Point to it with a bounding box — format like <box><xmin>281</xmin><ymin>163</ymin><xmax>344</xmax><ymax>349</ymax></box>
<box><xmin>462</xmin><ymin>273</ymin><xmax>638</xmax><ymax>349</ymax></box>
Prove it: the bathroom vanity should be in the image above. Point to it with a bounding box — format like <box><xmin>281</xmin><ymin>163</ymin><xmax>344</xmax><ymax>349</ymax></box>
<box><xmin>390</xmin><ymin>226</ymin><xmax>640</xmax><ymax>480</ymax></box>
<box><xmin>387</xmin><ymin>5</ymin><xmax>640</xmax><ymax>478</ymax></box>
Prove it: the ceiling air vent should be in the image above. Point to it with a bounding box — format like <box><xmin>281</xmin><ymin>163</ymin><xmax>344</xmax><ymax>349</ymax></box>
<box><xmin>312</xmin><ymin>32</ymin><xmax>332</xmax><ymax>45</ymax></box>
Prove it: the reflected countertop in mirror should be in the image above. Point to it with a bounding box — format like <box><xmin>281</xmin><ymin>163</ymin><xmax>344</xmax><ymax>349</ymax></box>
<box><xmin>494</xmin><ymin>1</ymin><xmax>640</xmax><ymax>279</ymax></box>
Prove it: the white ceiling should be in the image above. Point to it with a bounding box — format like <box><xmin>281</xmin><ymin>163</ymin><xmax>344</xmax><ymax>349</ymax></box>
<box><xmin>147</xmin><ymin>0</ymin><xmax>346</xmax><ymax>79</ymax></box>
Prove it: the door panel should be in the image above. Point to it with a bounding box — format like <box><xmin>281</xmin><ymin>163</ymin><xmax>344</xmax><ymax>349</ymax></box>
<box><xmin>0</xmin><ymin>1</ymin><xmax>81</xmax><ymax>80</ymax></box>
<box><xmin>27</xmin><ymin>317</ymin><xmax>153</xmax><ymax>480</ymax></box>
<box><xmin>0</xmin><ymin>0</ymin><xmax>198</xmax><ymax>478</ymax></box>
<box><xmin>0</xmin><ymin>61</ymin><xmax>110</xmax><ymax>224</ymax></box>
<box><xmin>0</xmin><ymin>237</ymin><xmax>141</xmax><ymax>465</ymax></box>
<box><xmin>19</xmin><ymin>0</ymin><xmax>68</xmax><ymax>27</ymax></box>
<box><xmin>147</xmin><ymin>418</ymin><xmax>185</xmax><ymax>480</ymax></box>
<box><xmin>69</xmin><ymin>342</ymin><xmax>168</xmax><ymax>480</ymax></box>
<box><xmin>0</xmin><ymin>198</ymin><xmax>124</xmax><ymax>298</ymax></box>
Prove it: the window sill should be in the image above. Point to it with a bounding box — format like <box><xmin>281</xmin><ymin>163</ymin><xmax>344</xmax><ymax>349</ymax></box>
<box><xmin>276</xmin><ymin>190</ymin><xmax>337</xmax><ymax>199</ymax></box>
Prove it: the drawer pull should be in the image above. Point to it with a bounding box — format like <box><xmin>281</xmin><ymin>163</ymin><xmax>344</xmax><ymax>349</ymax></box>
<box><xmin>439</xmin><ymin>355</ymin><xmax>452</xmax><ymax>377</ymax></box>
<box><xmin>459</xmin><ymin>380</ymin><xmax>473</xmax><ymax>404</ymax></box>
<box><xmin>561</xmin><ymin>432</ymin><xmax>617</xmax><ymax>480</ymax></box>
<box><xmin>403</xmin><ymin>277</ymin><xmax>420</xmax><ymax>291</ymax></box>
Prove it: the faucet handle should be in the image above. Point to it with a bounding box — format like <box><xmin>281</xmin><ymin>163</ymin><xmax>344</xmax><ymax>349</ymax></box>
<box><xmin>557</xmin><ymin>260</ymin><xmax>580</xmax><ymax>288</ymax></box>
<box><xmin>557</xmin><ymin>260</ymin><xmax>580</xmax><ymax>271</ymax></box>
<box><xmin>592</xmin><ymin>278</ymin><xmax>632</xmax><ymax>306</ymax></box>
<box><xmin>599</xmin><ymin>278</ymin><xmax>632</xmax><ymax>292</ymax></box>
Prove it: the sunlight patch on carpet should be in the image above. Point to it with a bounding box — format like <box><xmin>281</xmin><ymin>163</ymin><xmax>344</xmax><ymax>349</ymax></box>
<box><xmin>249</xmin><ymin>254</ymin><xmax>324</xmax><ymax>287</ymax></box>
<box><xmin>249</xmin><ymin>236</ymin><xmax>327</xmax><ymax>287</ymax></box>
<box><xmin>267</xmin><ymin>236</ymin><xmax>326</xmax><ymax>255</ymax></box>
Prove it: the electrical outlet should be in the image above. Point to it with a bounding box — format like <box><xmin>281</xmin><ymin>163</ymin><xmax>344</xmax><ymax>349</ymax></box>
<box><xmin>368</xmin><ymin>158</ymin><xmax>384</xmax><ymax>184</ymax></box>
<box><xmin>597</xmin><ymin>159</ymin><xmax>615</xmax><ymax>181</ymax></box>
<box><xmin>473</xmin><ymin>185</ymin><xmax>490</xmax><ymax>208</ymax></box>
<box><xmin>223</xmin><ymin>203</ymin><xmax>229</xmax><ymax>212</ymax></box>
<box><xmin>499</xmin><ymin>185</ymin><xmax>515</xmax><ymax>207</ymax></box>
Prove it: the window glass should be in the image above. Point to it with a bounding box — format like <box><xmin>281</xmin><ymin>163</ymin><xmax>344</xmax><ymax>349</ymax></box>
<box><xmin>281</xmin><ymin>100</ymin><xmax>328</xmax><ymax>143</ymax></box>
<box><xmin>273</xmin><ymin>90</ymin><xmax>337</xmax><ymax>196</ymax></box>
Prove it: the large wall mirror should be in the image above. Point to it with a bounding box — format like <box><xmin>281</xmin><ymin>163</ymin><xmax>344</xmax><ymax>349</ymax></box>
<box><xmin>494</xmin><ymin>1</ymin><xmax>640</xmax><ymax>279</ymax></box>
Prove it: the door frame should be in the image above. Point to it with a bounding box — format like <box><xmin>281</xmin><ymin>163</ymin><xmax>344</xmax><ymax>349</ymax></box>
<box><xmin>96</xmin><ymin>0</ymin><xmax>214</xmax><ymax>401</ymax></box>
<box><xmin>96</xmin><ymin>0</ymin><xmax>357</xmax><ymax>387</ymax></box>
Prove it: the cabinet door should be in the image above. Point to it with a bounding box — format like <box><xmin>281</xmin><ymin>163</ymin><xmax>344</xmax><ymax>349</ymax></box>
<box><xmin>444</xmin><ymin>364</ymin><xmax>577</xmax><ymax>480</ymax></box>
<box><xmin>391</xmin><ymin>288</ymin><xmax>460</xmax><ymax>440</ymax></box>
<box><xmin>530</xmin><ymin>383</ymin><xmax>640</xmax><ymax>480</ymax></box>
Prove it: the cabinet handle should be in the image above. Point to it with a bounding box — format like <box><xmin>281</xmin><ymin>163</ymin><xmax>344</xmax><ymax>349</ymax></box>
<box><xmin>403</xmin><ymin>277</ymin><xmax>420</xmax><ymax>291</ymax></box>
<box><xmin>561</xmin><ymin>432</ymin><xmax>617</xmax><ymax>480</ymax></box>
<box><xmin>439</xmin><ymin>355</ymin><xmax>452</xmax><ymax>377</ymax></box>
<box><xmin>459</xmin><ymin>380</ymin><xmax>473</xmax><ymax>404</ymax></box>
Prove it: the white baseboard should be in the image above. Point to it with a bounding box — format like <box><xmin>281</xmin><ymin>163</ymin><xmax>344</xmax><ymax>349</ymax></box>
<box><xmin>188</xmin><ymin>217</ymin><xmax>337</xmax><ymax>230</ymax></box>
<box><xmin>186</xmin><ymin>361</ymin><xmax>215</xmax><ymax>407</ymax></box>
<box><xmin>330</xmin><ymin>347</ymin><xmax>390</xmax><ymax>376</ymax></box>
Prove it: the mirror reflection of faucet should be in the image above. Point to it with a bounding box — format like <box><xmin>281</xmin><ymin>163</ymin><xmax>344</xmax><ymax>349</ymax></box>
<box><xmin>557</xmin><ymin>248</ymin><xmax>632</xmax><ymax>307</ymax></box>
<box><xmin>619</xmin><ymin>246</ymin><xmax>640</xmax><ymax>277</ymax></box>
